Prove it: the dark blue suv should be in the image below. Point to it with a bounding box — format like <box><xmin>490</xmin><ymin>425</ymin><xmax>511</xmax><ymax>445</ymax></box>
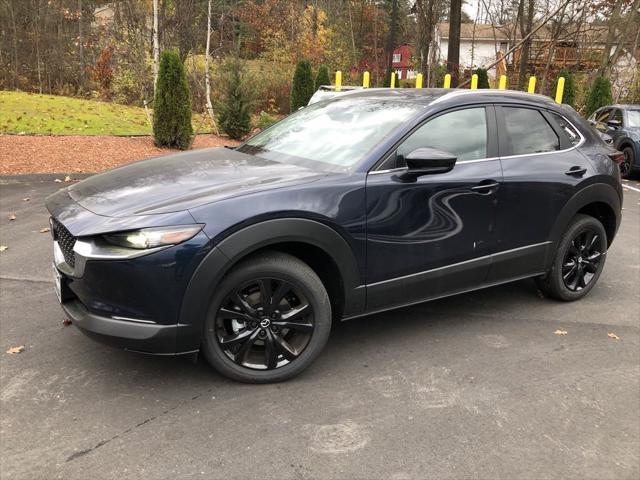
<box><xmin>47</xmin><ymin>89</ymin><xmax>623</xmax><ymax>383</ymax></box>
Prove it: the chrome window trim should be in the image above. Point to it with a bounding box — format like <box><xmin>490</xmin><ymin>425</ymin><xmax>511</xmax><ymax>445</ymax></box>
<box><xmin>367</xmin><ymin>241</ymin><xmax>553</xmax><ymax>287</ymax></box>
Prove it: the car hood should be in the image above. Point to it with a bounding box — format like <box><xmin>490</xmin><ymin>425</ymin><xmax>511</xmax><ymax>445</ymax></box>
<box><xmin>65</xmin><ymin>147</ymin><xmax>326</xmax><ymax>217</ymax></box>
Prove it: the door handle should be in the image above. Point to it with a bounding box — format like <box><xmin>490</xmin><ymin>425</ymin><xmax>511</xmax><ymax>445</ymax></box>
<box><xmin>565</xmin><ymin>166</ymin><xmax>587</xmax><ymax>177</ymax></box>
<box><xmin>471</xmin><ymin>180</ymin><xmax>500</xmax><ymax>194</ymax></box>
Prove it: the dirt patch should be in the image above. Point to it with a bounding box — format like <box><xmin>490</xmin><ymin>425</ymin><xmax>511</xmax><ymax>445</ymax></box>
<box><xmin>0</xmin><ymin>134</ymin><xmax>240</xmax><ymax>175</ymax></box>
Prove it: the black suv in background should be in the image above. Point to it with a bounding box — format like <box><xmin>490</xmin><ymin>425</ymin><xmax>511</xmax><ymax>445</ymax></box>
<box><xmin>589</xmin><ymin>104</ymin><xmax>640</xmax><ymax>178</ymax></box>
<box><xmin>47</xmin><ymin>89</ymin><xmax>623</xmax><ymax>383</ymax></box>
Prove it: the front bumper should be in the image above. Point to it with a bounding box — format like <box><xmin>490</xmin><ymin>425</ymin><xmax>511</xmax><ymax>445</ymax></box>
<box><xmin>62</xmin><ymin>299</ymin><xmax>189</xmax><ymax>354</ymax></box>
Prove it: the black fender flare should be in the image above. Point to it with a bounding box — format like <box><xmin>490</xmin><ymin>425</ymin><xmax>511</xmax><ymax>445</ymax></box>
<box><xmin>548</xmin><ymin>182</ymin><xmax>621</xmax><ymax>254</ymax></box>
<box><xmin>176</xmin><ymin>218</ymin><xmax>365</xmax><ymax>352</ymax></box>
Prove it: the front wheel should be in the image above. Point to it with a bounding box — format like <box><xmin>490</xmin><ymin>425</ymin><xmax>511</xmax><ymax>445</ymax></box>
<box><xmin>201</xmin><ymin>251</ymin><xmax>331</xmax><ymax>383</ymax></box>
<box><xmin>536</xmin><ymin>214</ymin><xmax>607</xmax><ymax>301</ymax></box>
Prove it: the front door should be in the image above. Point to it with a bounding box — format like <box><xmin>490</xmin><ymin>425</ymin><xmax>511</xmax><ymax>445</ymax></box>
<box><xmin>365</xmin><ymin>106</ymin><xmax>502</xmax><ymax>311</ymax></box>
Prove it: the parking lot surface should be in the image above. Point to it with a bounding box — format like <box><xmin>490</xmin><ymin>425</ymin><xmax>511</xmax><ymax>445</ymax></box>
<box><xmin>1</xmin><ymin>175</ymin><xmax>639</xmax><ymax>480</ymax></box>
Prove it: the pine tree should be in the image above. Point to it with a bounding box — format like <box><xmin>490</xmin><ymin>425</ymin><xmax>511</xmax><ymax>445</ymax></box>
<box><xmin>586</xmin><ymin>76</ymin><xmax>613</xmax><ymax>116</ymax></box>
<box><xmin>216</xmin><ymin>57</ymin><xmax>253</xmax><ymax>140</ymax></box>
<box><xmin>290</xmin><ymin>59</ymin><xmax>314</xmax><ymax>111</ymax></box>
<box><xmin>474</xmin><ymin>68</ymin><xmax>490</xmax><ymax>88</ymax></box>
<box><xmin>554</xmin><ymin>70</ymin><xmax>576</xmax><ymax>108</ymax></box>
<box><xmin>153</xmin><ymin>50</ymin><xmax>192</xmax><ymax>150</ymax></box>
<box><xmin>315</xmin><ymin>65</ymin><xmax>331</xmax><ymax>90</ymax></box>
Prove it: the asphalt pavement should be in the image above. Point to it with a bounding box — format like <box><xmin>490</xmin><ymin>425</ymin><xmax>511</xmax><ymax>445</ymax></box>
<box><xmin>1</xmin><ymin>174</ymin><xmax>639</xmax><ymax>480</ymax></box>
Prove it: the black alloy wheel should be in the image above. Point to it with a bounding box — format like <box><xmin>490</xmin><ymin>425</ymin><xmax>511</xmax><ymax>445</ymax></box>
<box><xmin>620</xmin><ymin>146</ymin><xmax>634</xmax><ymax>179</ymax></box>
<box><xmin>215</xmin><ymin>277</ymin><xmax>314</xmax><ymax>370</ymax></box>
<box><xmin>535</xmin><ymin>214</ymin><xmax>607</xmax><ymax>301</ymax></box>
<box><xmin>561</xmin><ymin>230</ymin><xmax>604</xmax><ymax>292</ymax></box>
<box><xmin>201</xmin><ymin>252</ymin><xmax>331</xmax><ymax>383</ymax></box>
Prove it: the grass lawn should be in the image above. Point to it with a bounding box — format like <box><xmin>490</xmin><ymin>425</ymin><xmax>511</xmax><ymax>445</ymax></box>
<box><xmin>0</xmin><ymin>91</ymin><xmax>212</xmax><ymax>136</ymax></box>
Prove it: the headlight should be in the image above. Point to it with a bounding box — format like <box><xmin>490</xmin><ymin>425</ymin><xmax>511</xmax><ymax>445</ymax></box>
<box><xmin>103</xmin><ymin>225</ymin><xmax>204</xmax><ymax>250</ymax></box>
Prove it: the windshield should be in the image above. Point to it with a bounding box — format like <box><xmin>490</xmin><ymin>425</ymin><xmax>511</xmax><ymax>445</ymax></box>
<box><xmin>627</xmin><ymin>110</ymin><xmax>640</xmax><ymax>128</ymax></box>
<box><xmin>238</xmin><ymin>97</ymin><xmax>424</xmax><ymax>169</ymax></box>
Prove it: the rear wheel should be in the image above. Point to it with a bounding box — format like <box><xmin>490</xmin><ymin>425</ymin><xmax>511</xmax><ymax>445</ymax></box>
<box><xmin>620</xmin><ymin>146</ymin><xmax>634</xmax><ymax>179</ymax></box>
<box><xmin>536</xmin><ymin>214</ymin><xmax>607</xmax><ymax>301</ymax></box>
<box><xmin>201</xmin><ymin>251</ymin><xmax>331</xmax><ymax>383</ymax></box>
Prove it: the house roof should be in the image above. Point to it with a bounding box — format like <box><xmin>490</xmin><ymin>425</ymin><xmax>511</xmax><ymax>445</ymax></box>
<box><xmin>438</xmin><ymin>23</ymin><xmax>511</xmax><ymax>41</ymax></box>
<box><xmin>437</xmin><ymin>22</ymin><xmax>611</xmax><ymax>44</ymax></box>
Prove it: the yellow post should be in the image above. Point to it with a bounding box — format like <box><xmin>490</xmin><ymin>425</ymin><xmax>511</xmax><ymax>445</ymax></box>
<box><xmin>498</xmin><ymin>75</ymin><xmax>507</xmax><ymax>90</ymax></box>
<box><xmin>363</xmin><ymin>71</ymin><xmax>370</xmax><ymax>88</ymax></box>
<box><xmin>415</xmin><ymin>73</ymin><xmax>423</xmax><ymax>88</ymax></box>
<box><xmin>443</xmin><ymin>74</ymin><xmax>451</xmax><ymax>89</ymax></box>
<box><xmin>528</xmin><ymin>76</ymin><xmax>536</xmax><ymax>93</ymax></box>
<box><xmin>471</xmin><ymin>74</ymin><xmax>478</xmax><ymax>89</ymax></box>
<box><xmin>390</xmin><ymin>72</ymin><xmax>396</xmax><ymax>88</ymax></box>
<box><xmin>555</xmin><ymin>76</ymin><xmax>565</xmax><ymax>104</ymax></box>
<box><xmin>335</xmin><ymin>71</ymin><xmax>342</xmax><ymax>92</ymax></box>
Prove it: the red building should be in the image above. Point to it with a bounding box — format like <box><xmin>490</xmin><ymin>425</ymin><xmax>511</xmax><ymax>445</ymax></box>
<box><xmin>392</xmin><ymin>44</ymin><xmax>416</xmax><ymax>80</ymax></box>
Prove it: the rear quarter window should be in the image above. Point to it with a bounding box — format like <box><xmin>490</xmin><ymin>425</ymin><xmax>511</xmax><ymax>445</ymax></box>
<box><xmin>550</xmin><ymin>112</ymin><xmax>582</xmax><ymax>147</ymax></box>
<box><xmin>503</xmin><ymin>107</ymin><xmax>559</xmax><ymax>155</ymax></box>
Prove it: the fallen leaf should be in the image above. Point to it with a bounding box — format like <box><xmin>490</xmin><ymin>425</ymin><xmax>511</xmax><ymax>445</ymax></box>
<box><xmin>607</xmin><ymin>332</ymin><xmax>620</xmax><ymax>340</ymax></box>
<box><xmin>23</xmin><ymin>197</ymin><xmax>30</xmax><ymax>202</ymax></box>
<box><xmin>0</xmin><ymin>245</ymin><xmax>8</xmax><ymax>252</ymax></box>
<box><xmin>62</xmin><ymin>319</ymin><xmax>72</xmax><ymax>326</ymax></box>
<box><xmin>39</xmin><ymin>227</ymin><xmax>50</xmax><ymax>233</ymax></box>
<box><xmin>8</xmin><ymin>214</ymin><xmax>16</xmax><ymax>221</ymax></box>
<box><xmin>554</xmin><ymin>329</ymin><xmax>568</xmax><ymax>336</ymax></box>
<box><xmin>64</xmin><ymin>175</ymin><xmax>73</xmax><ymax>182</ymax></box>
<box><xmin>6</xmin><ymin>345</ymin><xmax>24</xmax><ymax>354</ymax></box>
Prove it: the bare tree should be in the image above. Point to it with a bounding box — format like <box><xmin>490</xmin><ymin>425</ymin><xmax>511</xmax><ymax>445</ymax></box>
<box><xmin>599</xmin><ymin>0</ymin><xmax>640</xmax><ymax>74</ymax></box>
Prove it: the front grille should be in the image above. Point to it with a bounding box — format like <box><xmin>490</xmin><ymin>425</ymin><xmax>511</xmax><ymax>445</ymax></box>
<box><xmin>52</xmin><ymin>218</ymin><xmax>76</xmax><ymax>268</ymax></box>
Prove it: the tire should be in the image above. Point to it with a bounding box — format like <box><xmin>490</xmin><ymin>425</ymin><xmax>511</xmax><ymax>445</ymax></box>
<box><xmin>201</xmin><ymin>251</ymin><xmax>331</xmax><ymax>383</ymax></box>
<box><xmin>535</xmin><ymin>214</ymin><xmax>607</xmax><ymax>301</ymax></box>
<box><xmin>620</xmin><ymin>146</ymin><xmax>634</xmax><ymax>179</ymax></box>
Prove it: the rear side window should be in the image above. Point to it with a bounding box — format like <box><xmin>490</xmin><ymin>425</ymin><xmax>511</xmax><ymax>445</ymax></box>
<box><xmin>550</xmin><ymin>112</ymin><xmax>581</xmax><ymax>146</ymax></box>
<box><xmin>503</xmin><ymin>107</ymin><xmax>559</xmax><ymax>155</ymax></box>
<box><xmin>397</xmin><ymin>107</ymin><xmax>488</xmax><ymax>163</ymax></box>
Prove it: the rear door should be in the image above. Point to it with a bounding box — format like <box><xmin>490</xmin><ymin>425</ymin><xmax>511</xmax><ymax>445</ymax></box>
<box><xmin>365</xmin><ymin>105</ymin><xmax>502</xmax><ymax>310</ymax></box>
<box><xmin>489</xmin><ymin>105</ymin><xmax>593</xmax><ymax>282</ymax></box>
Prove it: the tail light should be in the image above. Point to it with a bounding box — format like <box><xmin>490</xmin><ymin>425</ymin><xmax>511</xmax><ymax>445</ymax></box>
<box><xmin>609</xmin><ymin>151</ymin><xmax>625</xmax><ymax>165</ymax></box>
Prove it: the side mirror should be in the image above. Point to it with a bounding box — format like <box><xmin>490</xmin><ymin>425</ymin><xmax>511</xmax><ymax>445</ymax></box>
<box><xmin>397</xmin><ymin>148</ymin><xmax>457</xmax><ymax>182</ymax></box>
<box><xmin>607</xmin><ymin>119</ymin><xmax>622</xmax><ymax>129</ymax></box>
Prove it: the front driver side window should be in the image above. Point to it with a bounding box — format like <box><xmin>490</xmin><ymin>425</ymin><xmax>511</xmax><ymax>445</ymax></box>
<box><xmin>396</xmin><ymin>108</ymin><xmax>488</xmax><ymax>167</ymax></box>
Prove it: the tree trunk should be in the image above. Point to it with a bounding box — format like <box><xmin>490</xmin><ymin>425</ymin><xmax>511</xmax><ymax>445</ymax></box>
<box><xmin>8</xmin><ymin>1</ymin><xmax>19</xmax><ymax>89</ymax></box>
<box><xmin>78</xmin><ymin>0</ymin><xmax>84</xmax><ymax>92</ymax></box>
<box><xmin>348</xmin><ymin>0</ymin><xmax>357</xmax><ymax>68</ymax></box>
<box><xmin>447</xmin><ymin>0</ymin><xmax>462</xmax><ymax>86</ymax></box>
<box><xmin>204</xmin><ymin>0</ymin><xmax>217</xmax><ymax>132</ymax></box>
<box><xmin>385</xmin><ymin>0</ymin><xmax>399</xmax><ymax>83</ymax></box>
<box><xmin>153</xmin><ymin>0</ymin><xmax>160</xmax><ymax>96</ymax></box>
<box><xmin>517</xmin><ymin>0</ymin><xmax>534</xmax><ymax>90</ymax></box>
